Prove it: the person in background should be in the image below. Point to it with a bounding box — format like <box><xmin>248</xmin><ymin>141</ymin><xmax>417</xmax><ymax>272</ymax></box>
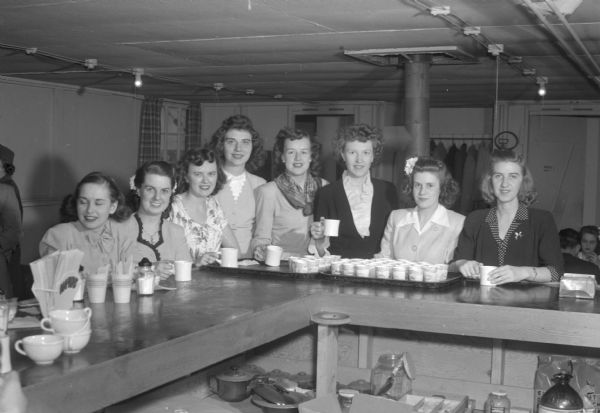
<box><xmin>578</xmin><ymin>225</ymin><xmax>600</xmax><ymax>268</ymax></box>
<box><xmin>208</xmin><ymin>115</ymin><xmax>266</xmax><ymax>259</ymax></box>
<box><xmin>39</xmin><ymin>172</ymin><xmax>135</xmax><ymax>275</ymax></box>
<box><xmin>377</xmin><ymin>157</ymin><xmax>464</xmax><ymax>265</ymax></box>
<box><xmin>559</xmin><ymin>227</ymin><xmax>600</xmax><ymax>282</ymax></box>
<box><xmin>453</xmin><ymin>150</ymin><xmax>563</xmax><ymax>284</ymax></box>
<box><xmin>312</xmin><ymin>124</ymin><xmax>398</xmax><ymax>258</ymax></box>
<box><xmin>0</xmin><ymin>144</ymin><xmax>24</xmax><ymax>298</ymax></box>
<box><xmin>252</xmin><ymin>128</ymin><xmax>326</xmax><ymax>260</ymax></box>
<box><xmin>0</xmin><ymin>182</ymin><xmax>21</xmax><ymax>297</ymax></box>
<box><xmin>126</xmin><ymin>161</ymin><xmax>191</xmax><ymax>278</ymax></box>
<box><xmin>169</xmin><ymin>148</ymin><xmax>239</xmax><ymax>266</ymax></box>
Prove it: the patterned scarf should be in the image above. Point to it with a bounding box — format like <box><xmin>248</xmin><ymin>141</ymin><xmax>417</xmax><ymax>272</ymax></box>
<box><xmin>274</xmin><ymin>172</ymin><xmax>322</xmax><ymax>216</ymax></box>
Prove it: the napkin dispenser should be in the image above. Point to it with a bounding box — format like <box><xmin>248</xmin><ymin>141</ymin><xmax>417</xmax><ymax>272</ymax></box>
<box><xmin>559</xmin><ymin>273</ymin><xmax>596</xmax><ymax>300</ymax></box>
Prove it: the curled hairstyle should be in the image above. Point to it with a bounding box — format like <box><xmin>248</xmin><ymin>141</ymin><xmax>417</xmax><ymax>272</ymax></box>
<box><xmin>208</xmin><ymin>114</ymin><xmax>265</xmax><ymax>172</ymax></box>
<box><xmin>2</xmin><ymin>162</ymin><xmax>15</xmax><ymax>176</ymax></box>
<box><xmin>272</xmin><ymin>127</ymin><xmax>321</xmax><ymax>177</ymax></box>
<box><xmin>559</xmin><ymin>228</ymin><xmax>580</xmax><ymax>250</ymax></box>
<box><xmin>480</xmin><ymin>150</ymin><xmax>537</xmax><ymax>206</ymax></box>
<box><xmin>335</xmin><ymin>123</ymin><xmax>384</xmax><ymax>166</ymax></box>
<box><xmin>126</xmin><ymin>161</ymin><xmax>177</xmax><ymax>218</ymax></box>
<box><xmin>401</xmin><ymin>157</ymin><xmax>460</xmax><ymax>208</ymax></box>
<box><xmin>61</xmin><ymin>171</ymin><xmax>131</xmax><ymax>223</ymax></box>
<box><xmin>176</xmin><ymin>148</ymin><xmax>225</xmax><ymax>196</ymax></box>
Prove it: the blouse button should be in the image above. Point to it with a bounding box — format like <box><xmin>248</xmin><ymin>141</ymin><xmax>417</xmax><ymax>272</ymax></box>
<box><xmin>411</xmin><ymin>245</ymin><xmax>417</xmax><ymax>252</ymax></box>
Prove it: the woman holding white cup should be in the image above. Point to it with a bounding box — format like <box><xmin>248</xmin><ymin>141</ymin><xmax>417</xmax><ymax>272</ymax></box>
<box><xmin>376</xmin><ymin>157</ymin><xmax>464</xmax><ymax>266</ymax></box>
<box><xmin>169</xmin><ymin>149</ymin><xmax>240</xmax><ymax>266</ymax></box>
<box><xmin>453</xmin><ymin>150</ymin><xmax>563</xmax><ymax>285</ymax></box>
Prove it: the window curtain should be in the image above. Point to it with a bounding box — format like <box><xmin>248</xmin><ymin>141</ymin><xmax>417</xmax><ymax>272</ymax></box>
<box><xmin>137</xmin><ymin>98</ymin><xmax>163</xmax><ymax>165</ymax></box>
<box><xmin>185</xmin><ymin>103</ymin><xmax>202</xmax><ymax>150</ymax></box>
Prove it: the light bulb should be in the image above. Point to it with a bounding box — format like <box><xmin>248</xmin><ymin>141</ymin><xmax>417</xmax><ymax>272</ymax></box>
<box><xmin>536</xmin><ymin>76</ymin><xmax>548</xmax><ymax>97</ymax></box>
<box><xmin>133</xmin><ymin>68</ymin><xmax>144</xmax><ymax>88</ymax></box>
<box><xmin>538</xmin><ymin>84</ymin><xmax>546</xmax><ymax>96</ymax></box>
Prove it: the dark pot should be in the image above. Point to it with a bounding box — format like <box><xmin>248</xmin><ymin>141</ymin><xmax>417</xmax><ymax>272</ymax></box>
<box><xmin>209</xmin><ymin>366</ymin><xmax>255</xmax><ymax>402</ymax></box>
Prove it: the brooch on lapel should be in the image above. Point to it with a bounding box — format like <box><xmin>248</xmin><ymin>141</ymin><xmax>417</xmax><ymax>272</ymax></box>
<box><xmin>514</xmin><ymin>231</ymin><xmax>523</xmax><ymax>240</ymax></box>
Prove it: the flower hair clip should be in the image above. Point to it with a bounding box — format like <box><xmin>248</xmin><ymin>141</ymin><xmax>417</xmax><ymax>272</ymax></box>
<box><xmin>404</xmin><ymin>157</ymin><xmax>418</xmax><ymax>176</ymax></box>
<box><xmin>129</xmin><ymin>175</ymin><xmax>137</xmax><ymax>191</ymax></box>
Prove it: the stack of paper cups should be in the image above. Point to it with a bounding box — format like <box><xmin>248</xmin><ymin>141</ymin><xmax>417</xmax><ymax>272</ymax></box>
<box><xmin>112</xmin><ymin>275</ymin><xmax>133</xmax><ymax>304</ymax></box>
<box><xmin>86</xmin><ymin>273</ymin><xmax>108</xmax><ymax>304</ymax></box>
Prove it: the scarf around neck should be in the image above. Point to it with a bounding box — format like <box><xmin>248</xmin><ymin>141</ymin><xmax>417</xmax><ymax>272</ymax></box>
<box><xmin>274</xmin><ymin>172</ymin><xmax>321</xmax><ymax>216</ymax></box>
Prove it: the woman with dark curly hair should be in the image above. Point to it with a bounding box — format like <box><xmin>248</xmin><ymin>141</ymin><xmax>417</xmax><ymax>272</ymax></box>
<box><xmin>169</xmin><ymin>148</ymin><xmax>239</xmax><ymax>266</ymax></box>
<box><xmin>208</xmin><ymin>115</ymin><xmax>266</xmax><ymax>258</ymax></box>
<box><xmin>40</xmin><ymin>171</ymin><xmax>135</xmax><ymax>275</ymax></box>
<box><xmin>377</xmin><ymin>157</ymin><xmax>464</xmax><ymax>264</ymax></box>
<box><xmin>312</xmin><ymin>124</ymin><xmax>398</xmax><ymax>258</ymax></box>
<box><xmin>125</xmin><ymin>161</ymin><xmax>191</xmax><ymax>278</ymax></box>
<box><xmin>453</xmin><ymin>150</ymin><xmax>563</xmax><ymax>284</ymax></box>
<box><xmin>251</xmin><ymin>127</ymin><xmax>326</xmax><ymax>260</ymax></box>
<box><xmin>578</xmin><ymin>225</ymin><xmax>600</xmax><ymax>268</ymax></box>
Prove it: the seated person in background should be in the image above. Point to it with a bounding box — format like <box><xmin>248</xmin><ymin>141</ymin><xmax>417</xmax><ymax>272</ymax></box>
<box><xmin>453</xmin><ymin>150</ymin><xmax>563</xmax><ymax>284</ymax></box>
<box><xmin>252</xmin><ymin>128</ymin><xmax>326</xmax><ymax>260</ymax></box>
<box><xmin>578</xmin><ymin>225</ymin><xmax>600</xmax><ymax>268</ymax></box>
<box><xmin>169</xmin><ymin>148</ymin><xmax>239</xmax><ymax>266</ymax></box>
<box><xmin>559</xmin><ymin>227</ymin><xmax>600</xmax><ymax>282</ymax></box>
<box><xmin>0</xmin><ymin>182</ymin><xmax>22</xmax><ymax>297</ymax></box>
<box><xmin>313</xmin><ymin>124</ymin><xmax>398</xmax><ymax>258</ymax></box>
<box><xmin>208</xmin><ymin>115</ymin><xmax>266</xmax><ymax>259</ymax></box>
<box><xmin>377</xmin><ymin>157</ymin><xmax>464</xmax><ymax>266</ymax></box>
<box><xmin>40</xmin><ymin>172</ymin><xmax>135</xmax><ymax>275</ymax></box>
<box><xmin>126</xmin><ymin>161</ymin><xmax>191</xmax><ymax>278</ymax></box>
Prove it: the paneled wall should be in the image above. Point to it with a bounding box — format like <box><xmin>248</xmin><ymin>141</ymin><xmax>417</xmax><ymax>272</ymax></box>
<box><xmin>0</xmin><ymin>76</ymin><xmax>141</xmax><ymax>263</ymax></box>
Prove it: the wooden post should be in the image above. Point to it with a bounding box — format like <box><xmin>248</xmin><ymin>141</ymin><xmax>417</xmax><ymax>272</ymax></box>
<box><xmin>404</xmin><ymin>54</ymin><xmax>431</xmax><ymax>156</ymax></box>
<box><xmin>311</xmin><ymin>311</ymin><xmax>351</xmax><ymax>397</ymax></box>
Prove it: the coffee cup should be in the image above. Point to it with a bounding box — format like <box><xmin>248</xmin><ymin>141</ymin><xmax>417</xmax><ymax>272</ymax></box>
<box><xmin>56</xmin><ymin>329</ymin><xmax>92</xmax><ymax>354</ymax></box>
<box><xmin>40</xmin><ymin>308</ymin><xmax>92</xmax><ymax>334</ymax></box>
<box><xmin>86</xmin><ymin>274</ymin><xmax>108</xmax><ymax>304</ymax></box>
<box><xmin>264</xmin><ymin>245</ymin><xmax>283</xmax><ymax>267</ymax></box>
<box><xmin>15</xmin><ymin>334</ymin><xmax>64</xmax><ymax>365</ymax></box>
<box><xmin>219</xmin><ymin>248</ymin><xmax>238</xmax><ymax>268</ymax></box>
<box><xmin>174</xmin><ymin>260</ymin><xmax>193</xmax><ymax>281</ymax></box>
<box><xmin>324</xmin><ymin>219</ymin><xmax>340</xmax><ymax>237</ymax></box>
<box><xmin>480</xmin><ymin>265</ymin><xmax>497</xmax><ymax>286</ymax></box>
<box><xmin>111</xmin><ymin>276</ymin><xmax>133</xmax><ymax>304</ymax></box>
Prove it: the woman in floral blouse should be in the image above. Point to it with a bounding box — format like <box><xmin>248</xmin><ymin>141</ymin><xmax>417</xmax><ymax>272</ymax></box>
<box><xmin>169</xmin><ymin>148</ymin><xmax>239</xmax><ymax>266</ymax></box>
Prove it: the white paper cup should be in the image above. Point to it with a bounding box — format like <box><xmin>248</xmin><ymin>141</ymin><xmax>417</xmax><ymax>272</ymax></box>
<box><xmin>87</xmin><ymin>280</ymin><xmax>108</xmax><ymax>304</ymax></box>
<box><xmin>220</xmin><ymin>248</ymin><xmax>238</xmax><ymax>268</ymax></box>
<box><xmin>174</xmin><ymin>260</ymin><xmax>193</xmax><ymax>281</ymax></box>
<box><xmin>112</xmin><ymin>279</ymin><xmax>132</xmax><ymax>304</ymax></box>
<box><xmin>265</xmin><ymin>245</ymin><xmax>283</xmax><ymax>267</ymax></box>
<box><xmin>323</xmin><ymin>219</ymin><xmax>340</xmax><ymax>237</ymax></box>
<box><xmin>480</xmin><ymin>265</ymin><xmax>497</xmax><ymax>286</ymax></box>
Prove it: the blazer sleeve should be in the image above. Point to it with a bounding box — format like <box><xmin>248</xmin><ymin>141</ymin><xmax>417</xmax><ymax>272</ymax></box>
<box><xmin>452</xmin><ymin>210</ymin><xmax>483</xmax><ymax>262</ymax></box>
<box><xmin>0</xmin><ymin>186</ymin><xmax>21</xmax><ymax>253</ymax></box>
<box><xmin>251</xmin><ymin>184</ymin><xmax>275</xmax><ymax>251</ymax></box>
<box><xmin>536</xmin><ymin>210</ymin><xmax>564</xmax><ymax>280</ymax></box>
<box><xmin>313</xmin><ymin>185</ymin><xmax>332</xmax><ymax>221</ymax></box>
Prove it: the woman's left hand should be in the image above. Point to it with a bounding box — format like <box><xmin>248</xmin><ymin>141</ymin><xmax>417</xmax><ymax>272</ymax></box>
<box><xmin>196</xmin><ymin>252</ymin><xmax>219</xmax><ymax>267</ymax></box>
<box><xmin>488</xmin><ymin>265</ymin><xmax>529</xmax><ymax>284</ymax></box>
<box><xmin>154</xmin><ymin>261</ymin><xmax>174</xmax><ymax>280</ymax></box>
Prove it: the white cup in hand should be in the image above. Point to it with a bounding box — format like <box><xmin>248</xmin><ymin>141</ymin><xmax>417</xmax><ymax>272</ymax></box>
<box><xmin>265</xmin><ymin>245</ymin><xmax>283</xmax><ymax>267</ymax></box>
<box><xmin>480</xmin><ymin>265</ymin><xmax>497</xmax><ymax>286</ymax></box>
<box><xmin>219</xmin><ymin>248</ymin><xmax>238</xmax><ymax>268</ymax></box>
<box><xmin>323</xmin><ymin>219</ymin><xmax>340</xmax><ymax>237</ymax></box>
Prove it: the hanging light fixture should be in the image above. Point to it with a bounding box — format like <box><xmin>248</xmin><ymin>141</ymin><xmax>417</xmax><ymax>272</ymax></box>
<box><xmin>133</xmin><ymin>68</ymin><xmax>144</xmax><ymax>88</ymax></box>
<box><xmin>536</xmin><ymin>76</ymin><xmax>548</xmax><ymax>96</ymax></box>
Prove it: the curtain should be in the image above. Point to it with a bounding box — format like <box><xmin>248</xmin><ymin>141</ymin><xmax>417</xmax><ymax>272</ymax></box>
<box><xmin>137</xmin><ymin>98</ymin><xmax>162</xmax><ymax>166</ymax></box>
<box><xmin>185</xmin><ymin>103</ymin><xmax>202</xmax><ymax>150</ymax></box>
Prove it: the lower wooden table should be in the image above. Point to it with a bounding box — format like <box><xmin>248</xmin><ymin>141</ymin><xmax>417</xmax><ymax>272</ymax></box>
<box><xmin>15</xmin><ymin>266</ymin><xmax>600</xmax><ymax>413</ymax></box>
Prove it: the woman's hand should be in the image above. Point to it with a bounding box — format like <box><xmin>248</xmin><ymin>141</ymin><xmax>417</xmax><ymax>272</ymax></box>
<box><xmin>253</xmin><ymin>245</ymin><xmax>267</xmax><ymax>261</ymax></box>
<box><xmin>488</xmin><ymin>265</ymin><xmax>530</xmax><ymax>284</ymax></box>
<box><xmin>154</xmin><ymin>261</ymin><xmax>174</xmax><ymax>280</ymax></box>
<box><xmin>196</xmin><ymin>252</ymin><xmax>219</xmax><ymax>266</ymax></box>
<box><xmin>310</xmin><ymin>217</ymin><xmax>326</xmax><ymax>240</ymax></box>
<box><xmin>457</xmin><ymin>260</ymin><xmax>481</xmax><ymax>279</ymax></box>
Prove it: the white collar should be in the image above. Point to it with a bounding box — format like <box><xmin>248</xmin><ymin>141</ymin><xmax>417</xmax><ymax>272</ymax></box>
<box><xmin>224</xmin><ymin>170</ymin><xmax>247</xmax><ymax>201</ymax></box>
<box><xmin>397</xmin><ymin>204</ymin><xmax>450</xmax><ymax>232</ymax></box>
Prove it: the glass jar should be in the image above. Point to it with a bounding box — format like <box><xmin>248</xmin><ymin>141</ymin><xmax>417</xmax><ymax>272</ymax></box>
<box><xmin>538</xmin><ymin>372</ymin><xmax>583</xmax><ymax>413</ymax></box>
<box><xmin>137</xmin><ymin>257</ymin><xmax>155</xmax><ymax>296</ymax></box>
<box><xmin>370</xmin><ymin>353</ymin><xmax>412</xmax><ymax>400</ymax></box>
<box><xmin>485</xmin><ymin>391</ymin><xmax>511</xmax><ymax>413</ymax></box>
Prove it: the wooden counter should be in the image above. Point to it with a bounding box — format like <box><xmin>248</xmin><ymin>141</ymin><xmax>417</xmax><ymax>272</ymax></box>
<box><xmin>14</xmin><ymin>267</ymin><xmax>600</xmax><ymax>413</ymax></box>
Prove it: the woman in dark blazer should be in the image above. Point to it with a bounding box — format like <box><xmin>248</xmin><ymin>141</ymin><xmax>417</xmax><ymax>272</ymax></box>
<box><xmin>312</xmin><ymin>124</ymin><xmax>398</xmax><ymax>258</ymax></box>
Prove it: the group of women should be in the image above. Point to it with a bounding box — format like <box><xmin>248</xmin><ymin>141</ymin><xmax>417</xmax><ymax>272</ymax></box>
<box><xmin>37</xmin><ymin>114</ymin><xmax>566</xmax><ymax>286</ymax></box>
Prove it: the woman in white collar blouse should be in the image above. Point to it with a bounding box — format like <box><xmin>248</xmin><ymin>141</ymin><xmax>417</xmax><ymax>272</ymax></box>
<box><xmin>377</xmin><ymin>157</ymin><xmax>465</xmax><ymax>265</ymax></box>
<box><xmin>208</xmin><ymin>115</ymin><xmax>266</xmax><ymax>259</ymax></box>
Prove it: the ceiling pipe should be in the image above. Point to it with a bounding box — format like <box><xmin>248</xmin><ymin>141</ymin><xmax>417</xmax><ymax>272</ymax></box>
<box><xmin>521</xmin><ymin>0</ymin><xmax>600</xmax><ymax>88</ymax></box>
<box><xmin>543</xmin><ymin>0</ymin><xmax>600</xmax><ymax>76</ymax></box>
